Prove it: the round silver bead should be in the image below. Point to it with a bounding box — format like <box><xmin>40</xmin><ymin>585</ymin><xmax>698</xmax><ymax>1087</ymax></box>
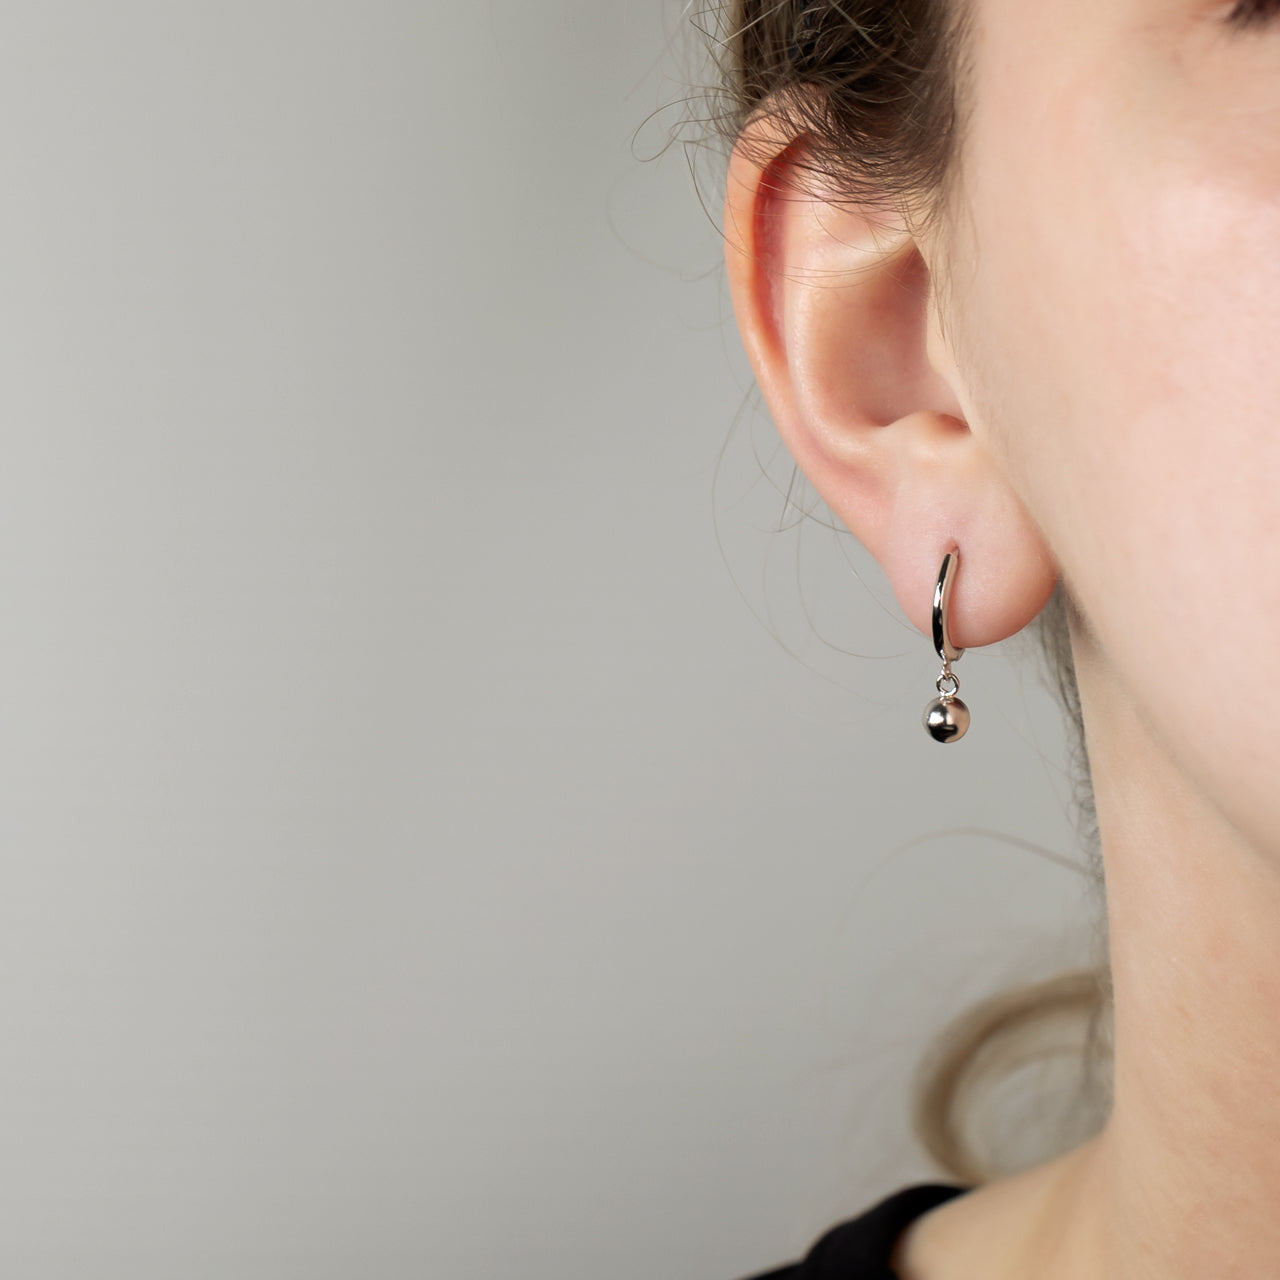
<box><xmin>924</xmin><ymin>695</ymin><xmax>970</xmax><ymax>743</ymax></box>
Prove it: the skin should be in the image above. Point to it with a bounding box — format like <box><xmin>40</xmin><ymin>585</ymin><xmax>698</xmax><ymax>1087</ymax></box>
<box><xmin>723</xmin><ymin>3</ymin><xmax>1280</xmax><ymax>1279</ymax></box>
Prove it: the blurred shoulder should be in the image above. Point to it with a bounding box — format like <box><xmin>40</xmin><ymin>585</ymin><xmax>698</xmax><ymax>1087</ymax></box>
<box><xmin>733</xmin><ymin>1182</ymin><xmax>973</xmax><ymax>1280</ymax></box>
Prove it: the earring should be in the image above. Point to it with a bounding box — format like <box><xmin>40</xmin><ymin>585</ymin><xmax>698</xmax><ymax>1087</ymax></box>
<box><xmin>923</xmin><ymin>546</ymin><xmax>970</xmax><ymax>743</ymax></box>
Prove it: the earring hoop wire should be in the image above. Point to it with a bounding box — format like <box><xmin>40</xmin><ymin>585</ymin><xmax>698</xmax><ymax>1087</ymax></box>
<box><xmin>931</xmin><ymin>546</ymin><xmax>965</xmax><ymax>665</ymax></box>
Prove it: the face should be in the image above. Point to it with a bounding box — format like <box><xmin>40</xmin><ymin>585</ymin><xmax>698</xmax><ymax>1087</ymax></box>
<box><xmin>939</xmin><ymin>0</ymin><xmax>1280</xmax><ymax>855</ymax></box>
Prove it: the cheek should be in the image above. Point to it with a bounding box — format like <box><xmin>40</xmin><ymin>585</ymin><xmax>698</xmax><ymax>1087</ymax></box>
<box><xmin>958</xmin><ymin>76</ymin><xmax>1280</xmax><ymax>852</ymax></box>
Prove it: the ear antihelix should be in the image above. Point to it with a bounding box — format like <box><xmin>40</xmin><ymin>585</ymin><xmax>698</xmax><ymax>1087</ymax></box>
<box><xmin>923</xmin><ymin>544</ymin><xmax>971</xmax><ymax>743</ymax></box>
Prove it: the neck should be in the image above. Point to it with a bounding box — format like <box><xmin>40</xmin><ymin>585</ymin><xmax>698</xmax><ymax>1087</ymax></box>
<box><xmin>1046</xmin><ymin>616</ymin><xmax>1280</xmax><ymax>1280</ymax></box>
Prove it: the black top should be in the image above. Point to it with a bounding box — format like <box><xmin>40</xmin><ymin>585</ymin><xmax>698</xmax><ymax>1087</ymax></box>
<box><xmin>738</xmin><ymin>1182</ymin><xmax>974</xmax><ymax>1280</ymax></box>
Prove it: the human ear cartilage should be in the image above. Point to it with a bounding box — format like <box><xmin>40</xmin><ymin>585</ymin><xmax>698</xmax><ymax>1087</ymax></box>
<box><xmin>923</xmin><ymin>546</ymin><xmax>971</xmax><ymax>743</ymax></box>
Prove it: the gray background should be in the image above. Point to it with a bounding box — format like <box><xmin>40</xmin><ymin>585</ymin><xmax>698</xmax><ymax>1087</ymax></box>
<box><xmin>0</xmin><ymin>3</ymin><xmax>1092</xmax><ymax>1276</ymax></box>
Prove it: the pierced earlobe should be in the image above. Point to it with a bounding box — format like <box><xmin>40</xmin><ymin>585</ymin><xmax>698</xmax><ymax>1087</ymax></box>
<box><xmin>923</xmin><ymin>545</ymin><xmax>971</xmax><ymax>743</ymax></box>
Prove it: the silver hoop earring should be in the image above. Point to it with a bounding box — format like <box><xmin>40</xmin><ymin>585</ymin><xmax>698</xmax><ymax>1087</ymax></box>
<box><xmin>923</xmin><ymin>546</ymin><xmax>970</xmax><ymax>744</ymax></box>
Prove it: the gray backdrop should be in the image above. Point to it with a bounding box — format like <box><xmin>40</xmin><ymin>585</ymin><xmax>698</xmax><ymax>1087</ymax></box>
<box><xmin>0</xmin><ymin>3</ymin><xmax>1092</xmax><ymax>1277</ymax></box>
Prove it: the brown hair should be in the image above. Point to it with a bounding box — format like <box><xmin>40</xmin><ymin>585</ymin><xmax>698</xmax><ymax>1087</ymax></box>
<box><xmin>697</xmin><ymin>0</ymin><xmax>1115</xmax><ymax>1186</ymax></box>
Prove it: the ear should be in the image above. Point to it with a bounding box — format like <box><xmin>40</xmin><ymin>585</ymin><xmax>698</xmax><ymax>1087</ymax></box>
<box><xmin>722</xmin><ymin>101</ymin><xmax>1057</xmax><ymax>648</ymax></box>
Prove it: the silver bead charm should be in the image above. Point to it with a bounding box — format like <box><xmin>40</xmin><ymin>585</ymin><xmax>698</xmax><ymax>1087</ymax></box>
<box><xmin>924</xmin><ymin>683</ymin><xmax>970</xmax><ymax>743</ymax></box>
<box><xmin>924</xmin><ymin>546</ymin><xmax>969</xmax><ymax>744</ymax></box>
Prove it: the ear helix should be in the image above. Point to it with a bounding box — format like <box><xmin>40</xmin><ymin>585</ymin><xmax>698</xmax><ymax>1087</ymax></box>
<box><xmin>923</xmin><ymin>546</ymin><xmax>970</xmax><ymax>743</ymax></box>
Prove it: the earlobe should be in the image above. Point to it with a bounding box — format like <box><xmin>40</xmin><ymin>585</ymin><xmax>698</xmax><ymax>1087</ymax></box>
<box><xmin>722</xmin><ymin>103</ymin><xmax>1057</xmax><ymax>649</ymax></box>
